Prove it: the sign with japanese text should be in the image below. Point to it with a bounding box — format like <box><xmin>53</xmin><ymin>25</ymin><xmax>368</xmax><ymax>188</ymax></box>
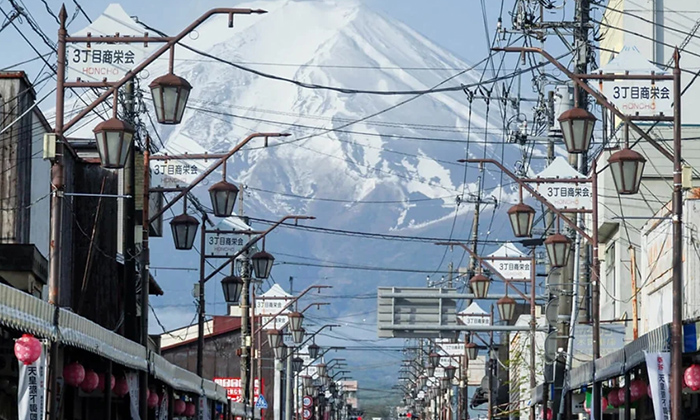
<box><xmin>257</xmin><ymin>285</ymin><xmax>293</xmax><ymax>330</ymax></box>
<box><xmin>645</xmin><ymin>352</ymin><xmax>671</xmax><ymax>420</ymax></box>
<box><xmin>18</xmin><ymin>343</ymin><xmax>48</xmax><ymax>420</ymax></box>
<box><xmin>488</xmin><ymin>259</ymin><xmax>531</xmax><ymax>281</ymax></box>
<box><xmin>457</xmin><ymin>302</ymin><xmax>491</xmax><ymax>326</ymax></box>
<box><xmin>603</xmin><ymin>80</ymin><xmax>673</xmax><ymax>116</ymax></box>
<box><xmin>437</xmin><ymin>342</ymin><xmax>466</xmax><ymax>357</ymax></box>
<box><xmin>529</xmin><ymin>157</ymin><xmax>592</xmax><ymax>210</ymax></box>
<box><xmin>150</xmin><ymin>160</ymin><xmax>203</xmax><ymax>189</ymax></box>
<box><xmin>213</xmin><ymin>378</ymin><xmax>263</xmax><ymax>403</ymax></box>
<box><xmin>66</xmin><ymin>4</ymin><xmax>149</xmax><ymax>82</ymax></box>
<box><xmin>204</xmin><ymin>232</ymin><xmax>248</xmax><ymax>257</ymax></box>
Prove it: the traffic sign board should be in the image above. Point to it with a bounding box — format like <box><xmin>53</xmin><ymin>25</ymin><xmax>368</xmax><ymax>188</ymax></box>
<box><xmin>303</xmin><ymin>409</ymin><xmax>312</xmax><ymax>420</ymax></box>
<box><xmin>255</xmin><ymin>395</ymin><xmax>268</xmax><ymax>409</ymax></box>
<box><xmin>303</xmin><ymin>396</ymin><xmax>313</xmax><ymax>408</ymax></box>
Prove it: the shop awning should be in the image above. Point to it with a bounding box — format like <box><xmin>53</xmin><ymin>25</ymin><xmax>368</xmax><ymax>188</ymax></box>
<box><xmin>0</xmin><ymin>283</ymin><xmax>227</xmax><ymax>402</ymax></box>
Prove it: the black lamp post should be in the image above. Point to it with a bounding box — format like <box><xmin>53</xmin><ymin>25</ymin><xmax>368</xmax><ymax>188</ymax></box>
<box><xmin>444</xmin><ymin>365</ymin><xmax>456</xmax><ymax>381</ymax></box>
<box><xmin>170</xmin><ymin>213</ymin><xmax>199</xmax><ymax>250</ymax></box>
<box><xmin>308</xmin><ymin>343</ymin><xmax>321</xmax><ymax>360</ymax></box>
<box><xmin>92</xmin><ymin>117</ymin><xmax>135</xmax><ymax>169</ymax></box>
<box><xmin>497</xmin><ymin>296</ymin><xmax>517</xmax><ymax>321</ymax></box>
<box><xmin>507</xmin><ymin>202</ymin><xmax>536</xmax><ymax>238</ymax></box>
<box><xmin>544</xmin><ymin>233</ymin><xmax>572</xmax><ymax>268</ymax></box>
<box><xmin>317</xmin><ymin>364</ymin><xmax>327</xmax><ymax>378</ymax></box>
<box><xmin>208</xmin><ymin>181</ymin><xmax>239</xmax><ymax>217</ymax></box>
<box><xmin>273</xmin><ymin>343</ymin><xmax>287</xmax><ymax>360</ymax></box>
<box><xmin>221</xmin><ymin>275</ymin><xmax>244</xmax><ymax>304</ymax></box>
<box><xmin>558</xmin><ymin>107</ymin><xmax>596</xmax><ymax>154</ymax></box>
<box><xmin>267</xmin><ymin>329</ymin><xmax>282</xmax><ymax>350</ymax></box>
<box><xmin>428</xmin><ymin>353</ymin><xmax>441</xmax><ymax>368</ymax></box>
<box><xmin>608</xmin><ymin>148</ymin><xmax>647</xmax><ymax>195</ymax></box>
<box><xmin>292</xmin><ymin>328</ymin><xmax>305</xmax><ymax>344</ymax></box>
<box><xmin>292</xmin><ymin>357</ymin><xmax>304</xmax><ymax>373</ymax></box>
<box><xmin>466</xmin><ymin>342</ymin><xmax>478</xmax><ymax>360</ymax></box>
<box><xmin>469</xmin><ymin>274</ymin><xmax>490</xmax><ymax>298</ymax></box>
<box><xmin>251</xmin><ymin>250</ymin><xmax>275</xmax><ymax>279</ymax></box>
<box><xmin>149</xmin><ymin>72</ymin><xmax>192</xmax><ymax>125</ymax></box>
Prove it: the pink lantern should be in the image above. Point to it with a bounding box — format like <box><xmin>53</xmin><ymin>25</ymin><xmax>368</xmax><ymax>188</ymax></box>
<box><xmin>114</xmin><ymin>377</ymin><xmax>129</xmax><ymax>397</ymax></box>
<box><xmin>617</xmin><ymin>388</ymin><xmax>626</xmax><ymax>405</ymax></box>
<box><xmin>63</xmin><ymin>362</ymin><xmax>86</xmax><ymax>387</ymax></box>
<box><xmin>685</xmin><ymin>365</ymin><xmax>700</xmax><ymax>391</ymax></box>
<box><xmin>629</xmin><ymin>379</ymin><xmax>647</xmax><ymax>402</ymax></box>
<box><xmin>98</xmin><ymin>373</ymin><xmax>115</xmax><ymax>392</ymax></box>
<box><xmin>80</xmin><ymin>370</ymin><xmax>99</xmax><ymax>393</ymax></box>
<box><xmin>148</xmin><ymin>391</ymin><xmax>160</xmax><ymax>409</ymax></box>
<box><xmin>540</xmin><ymin>408</ymin><xmax>552</xmax><ymax>420</ymax></box>
<box><xmin>174</xmin><ymin>400</ymin><xmax>187</xmax><ymax>415</ymax></box>
<box><xmin>607</xmin><ymin>388</ymin><xmax>621</xmax><ymax>407</ymax></box>
<box><xmin>14</xmin><ymin>334</ymin><xmax>42</xmax><ymax>365</ymax></box>
<box><xmin>185</xmin><ymin>402</ymin><xmax>196</xmax><ymax>417</ymax></box>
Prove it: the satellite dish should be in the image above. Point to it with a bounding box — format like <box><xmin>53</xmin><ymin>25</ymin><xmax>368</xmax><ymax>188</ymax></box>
<box><xmin>544</xmin><ymin>331</ymin><xmax>558</xmax><ymax>363</ymax></box>
<box><xmin>545</xmin><ymin>297</ymin><xmax>560</xmax><ymax>326</ymax></box>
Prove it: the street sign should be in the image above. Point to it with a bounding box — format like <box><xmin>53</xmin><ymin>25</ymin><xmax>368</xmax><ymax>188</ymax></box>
<box><xmin>255</xmin><ymin>395</ymin><xmax>268</xmax><ymax>409</ymax></box>
<box><xmin>303</xmin><ymin>396</ymin><xmax>313</xmax><ymax>408</ymax></box>
<box><xmin>598</xmin><ymin>45</ymin><xmax>673</xmax><ymax>117</ymax></box>
<box><xmin>545</xmin><ymin>298</ymin><xmax>559</xmax><ymax>326</ymax></box>
<box><xmin>212</xmin><ymin>378</ymin><xmax>263</xmax><ymax>402</ymax></box>
<box><xmin>150</xmin><ymin>160</ymin><xmax>204</xmax><ymax>189</ymax></box>
<box><xmin>437</xmin><ymin>342</ymin><xmax>465</xmax><ymax>356</ymax></box>
<box><xmin>457</xmin><ymin>302</ymin><xmax>491</xmax><ymax>326</ymax></box>
<box><xmin>204</xmin><ymin>232</ymin><xmax>247</xmax><ymax>257</ymax></box>
<box><xmin>544</xmin><ymin>331</ymin><xmax>558</xmax><ymax>363</ymax></box>
<box><xmin>529</xmin><ymin>157</ymin><xmax>592</xmax><ymax>210</ymax></box>
<box><xmin>66</xmin><ymin>5</ymin><xmax>148</xmax><ymax>82</ymax></box>
<box><xmin>377</xmin><ymin>287</ymin><xmax>458</xmax><ymax>338</ymax></box>
<box><xmin>303</xmin><ymin>409</ymin><xmax>312</xmax><ymax>420</ymax></box>
<box><xmin>256</xmin><ymin>284</ymin><xmax>293</xmax><ymax>330</ymax></box>
<box><xmin>484</xmin><ymin>243</ymin><xmax>531</xmax><ymax>281</ymax></box>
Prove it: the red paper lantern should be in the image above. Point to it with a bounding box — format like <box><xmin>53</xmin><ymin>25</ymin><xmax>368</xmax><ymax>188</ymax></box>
<box><xmin>185</xmin><ymin>402</ymin><xmax>196</xmax><ymax>417</ymax></box>
<box><xmin>80</xmin><ymin>370</ymin><xmax>99</xmax><ymax>393</ymax></box>
<box><xmin>629</xmin><ymin>379</ymin><xmax>647</xmax><ymax>402</ymax></box>
<box><xmin>148</xmin><ymin>391</ymin><xmax>160</xmax><ymax>408</ymax></box>
<box><xmin>63</xmin><ymin>362</ymin><xmax>86</xmax><ymax>387</ymax></box>
<box><xmin>98</xmin><ymin>373</ymin><xmax>115</xmax><ymax>392</ymax></box>
<box><xmin>617</xmin><ymin>388</ymin><xmax>626</xmax><ymax>405</ymax></box>
<box><xmin>14</xmin><ymin>334</ymin><xmax>42</xmax><ymax>365</ymax></box>
<box><xmin>540</xmin><ymin>408</ymin><xmax>552</xmax><ymax>420</ymax></box>
<box><xmin>607</xmin><ymin>388</ymin><xmax>621</xmax><ymax>407</ymax></box>
<box><xmin>174</xmin><ymin>400</ymin><xmax>187</xmax><ymax>415</ymax></box>
<box><xmin>114</xmin><ymin>377</ymin><xmax>129</xmax><ymax>397</ymax></box>
<box><xmin>685</xmin><ymin>364</ymin><xmax>700</xmax><ymax>391</ymax></box>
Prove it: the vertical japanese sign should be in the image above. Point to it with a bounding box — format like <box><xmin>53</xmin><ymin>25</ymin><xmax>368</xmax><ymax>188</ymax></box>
<box><xmin>645</xmin><ymin>351</ymin><xmax>671</xmax><ymax>420</ymax></box>
<box><xmin>158</xmin><ymin>392</ymin><xmax>169</xmax><ymax>420</ymax></box>
<box><xmin>126</xmin><ymin>371</ymin><xmax>141</xmax><ymax>420</ymax></box>
<box><xmin>17</xmin><ymin>343</ymin><xmax>48</xmax><ymax>420</ymax></box>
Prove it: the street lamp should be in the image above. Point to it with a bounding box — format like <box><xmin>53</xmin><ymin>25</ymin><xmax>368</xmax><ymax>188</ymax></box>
<box><xmin>544</xmin><ymin>233</ymin><xmax>572</xmax><ymax>268</ymax></box>
<box><xmin>466</xmin><ymin>342</ymin><xmax>478</xmax><ymax>360</ymax></box>
<box><xmin>267</xmin><ymin>329</ymin><xmax>282</xmax><ymax>350</ymax></box>
<box><xmin>317</xmin><ymin>364</ymin><xmax>327</xmax><ymax>378</ymax></box>
<box><xmin>558</xmin><ymin>107</ymin><xmax>596</xmax><ymax>154</ymax></box>
<box><xmin>426</xmin><ymin>366</ymin><xmax>435</xmax><ymax>377</ymax></box>
<box><xmin>429</xmin><ymin>352</ymin><xmax>441</xmax><ymax>368</ymax></box>
<box><xmin>507</xmin><ymin>203</ymin><xmax>535</xmax><ymax>238</ymax></box>
<box><xmin>288</xmin><ymin>311</ymin><xmax>304</xmax><ymax>331</ymax></box>
<box><xmin>251</xmin><ymin>249</ymin><xmax>275</xmax><ymax>279</ymax></box>
<box><xmin>292</xmin><ymin>328</ymin><xmax>305</xmax><ymax>344</ymax></box>
<box><xmin>208</xmin><ymin>180</ymin><xmax>239</xmax><ymax>217</ymax></box>
<box><xmin>221</xmin><ymin>275</ymin><xmax>244</xmax><ymax>304</ymax></box>
<box><xmin>302</xmin><ymin>375</ymin><xmax>313</xmax><ymax>388</ymax></box>
<box><xmin>292</xmin><ymin>357</ymin><xmax>304</xmax><ymax>373</ymax></box>
<box><xmin>444</xmin><ymin>366</ymin><xmax>456</xmax><ymax>381</ymax></box>
<box><xmin>274</xmin><ymin>343</ymin><xmax>287</xmax><ymax>360</ymax></box>
<box><xmin>418</xmin><ymin>375</ymin><xmax>427</xmax><ymax>389</ymax></box>
<box><xmin>497</xmin><ymin>296</ymin><xmax>517</xmax><ymax>321</ymax></box>
<box><xmin>149</xmin><ymin>72</ymin><xmax>192</xmax><ymax>125</ymax></box>
<box><xmin>92</xmin><ymin>117</ymin><xmax>135</xmax><ymax>169</ymax></box>
<box><xmin>608</xmin><ymin>148</ymin><xmax>647</xmax><ymax>195</ymax></box>
<box><xmin>308</xmin><ymin>343</ymin><xmax>321</xmax><ymax>360</ymax></box>
<box><xmin>440</xmin><ymin>377</ymin><xmax>450</xmax><ymax>389</ymax></box>
<box><xmin>170</xmin><ymin>212</ymin><xmax>199</xmax><ymax>250</ymax></box>
<box><xmin>469</xmin><ymin>274</ymin><xmax>490</xmax><ymax>298</ymax></box>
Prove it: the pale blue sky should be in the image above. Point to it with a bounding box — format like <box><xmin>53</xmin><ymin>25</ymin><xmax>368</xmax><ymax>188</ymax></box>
<box><xmin>0</xmin><ymin>0</ymin><xmax>509</xmax><ymax>84</ymax></box>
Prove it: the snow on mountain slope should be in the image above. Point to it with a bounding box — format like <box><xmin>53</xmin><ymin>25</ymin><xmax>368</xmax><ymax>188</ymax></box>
<box><xmin>155</xmin><ymin>0</ymin><xmax>521</xmax><ymax>230</ymax></box>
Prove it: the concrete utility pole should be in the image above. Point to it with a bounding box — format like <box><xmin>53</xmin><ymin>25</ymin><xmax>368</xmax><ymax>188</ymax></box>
<box><xmin>285</xmin><ymin>277</ymin><xmax>294</xmax><ymax>420</ymax></box>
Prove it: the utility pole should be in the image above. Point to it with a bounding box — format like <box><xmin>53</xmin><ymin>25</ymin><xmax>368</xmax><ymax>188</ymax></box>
<box><xmin>285</xmin><ymin>277</ymin><xmax>294</xmax><ymax>420</ymax></box>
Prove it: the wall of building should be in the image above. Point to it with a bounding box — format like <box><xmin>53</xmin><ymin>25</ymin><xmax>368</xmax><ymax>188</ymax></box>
<box><xmin>29</xmin><ymin>110</ymin><xmax>50</xmax><ymax>258</ymax></box>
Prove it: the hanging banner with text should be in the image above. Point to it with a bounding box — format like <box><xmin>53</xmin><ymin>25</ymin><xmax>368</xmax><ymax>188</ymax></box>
<box><xmin>645</xmin><ymin>351</ymin><xmax>671</xmax><ymax>420</ymax></box>
<box><xmin>18</xmin><ymin>343</ymin><xmax>48</xmax><ymax>420</ymax></box>
<box><xmin>213</xmin><ymin>378</ymin><xmax>263</xmax><ymax>402</ymax></box>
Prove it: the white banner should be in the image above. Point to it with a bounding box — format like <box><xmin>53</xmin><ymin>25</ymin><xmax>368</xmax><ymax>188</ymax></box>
<box><xmin>126</xmin><ymin>372</ymin><xmax>141</xmax><ymax>420</ymax></box>
<box><xmin>645</xmin><ymin>351</ymin><xmax>671</xmax><ymax>420</ymax></box>
<box><xmin>199</xmin><ymin>396</ymin><xmax>211</xmax><ymax>420</ymax></box>
<box><xmin>18</xmin><ymin>343</ymin><xmax>48</xmax><ymax>420</ymax></box>
<box><xmin>158</xmin><ymin>393</ymin><xmax>168</xmax><ymax>420</ymax></box>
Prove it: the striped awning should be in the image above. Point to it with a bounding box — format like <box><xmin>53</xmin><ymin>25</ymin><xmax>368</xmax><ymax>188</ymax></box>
<box><xmin>0</xmin><ymin>283</ymin><xmax>227</xmax><ymax>402</ymax></box>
